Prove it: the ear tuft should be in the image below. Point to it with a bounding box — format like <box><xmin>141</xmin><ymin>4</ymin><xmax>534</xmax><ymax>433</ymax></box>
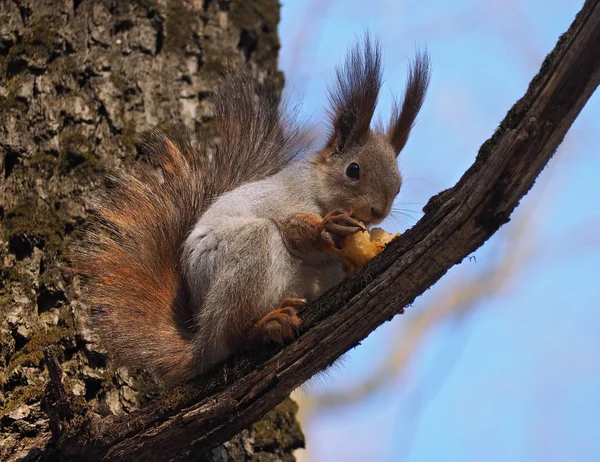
<box><xmin>326</xmin><ymin>33</ymin><xmax>383</xmax><ymax>151</ymax></box>
<box><xmin>388</xmin><ymin>50</ymin><xmax>431</xmax><ymax>156</ymax></box>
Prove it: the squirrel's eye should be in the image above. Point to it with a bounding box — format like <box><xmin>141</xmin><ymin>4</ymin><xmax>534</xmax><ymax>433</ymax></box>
<box><xmin>346</xmin><ymin>162</ymin><xmax>360</xmax><ymax>180</ymax></box>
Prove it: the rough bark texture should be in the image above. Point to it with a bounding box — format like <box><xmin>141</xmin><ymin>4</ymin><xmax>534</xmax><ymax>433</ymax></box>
<box><xmin>0</xmin><ymin>1</ymin><xmax>302</xmax><ymax>460</ymax></box>
<box><xmin>42</xmin><ymin>0</ymin><xmax>600</xmax><ymax>459</ymax></box>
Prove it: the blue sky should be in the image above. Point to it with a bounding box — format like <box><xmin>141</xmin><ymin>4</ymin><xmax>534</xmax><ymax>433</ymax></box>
<box><xmin>278</xmin><ymin>1</ymin><xmax>600</xmax><ymax>461</ymax></box>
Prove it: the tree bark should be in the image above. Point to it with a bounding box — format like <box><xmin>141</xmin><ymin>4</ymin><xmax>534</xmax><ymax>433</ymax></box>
<box><xmin>49</xmin><ymin>0</ymin><xmax>600</xmax><ymax>459</ymax></box>
<box><xmin>0</xmin><ymin>1</ymin><xmax>303</xmax><ymax>461</ymax></box>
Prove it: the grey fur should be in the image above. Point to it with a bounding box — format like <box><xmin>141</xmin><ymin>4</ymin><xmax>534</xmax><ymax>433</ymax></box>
<box><xmin>184</xmin><ymin>160</ymin><xmax>344</xmax><ymax>371</ymax></box>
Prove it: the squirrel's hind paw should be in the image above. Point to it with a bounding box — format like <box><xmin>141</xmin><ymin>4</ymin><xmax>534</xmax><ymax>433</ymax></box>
<box><xmin>255</xmin><ymin>301</ymin><xmax>303</xmax><ymax>345</ymax></box>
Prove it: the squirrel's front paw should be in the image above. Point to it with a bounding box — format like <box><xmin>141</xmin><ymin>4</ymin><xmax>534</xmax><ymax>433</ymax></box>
<box><xmin>321</xmin><ymin>208</ymin><xmax>366</xmax><ymax>249</ymax></box>
<box><xmin>255</xmin><ymin>299</ymin><xmax>304</xmax><ymax>345</ymax></box>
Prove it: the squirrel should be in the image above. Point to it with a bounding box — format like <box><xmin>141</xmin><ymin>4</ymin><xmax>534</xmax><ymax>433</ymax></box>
<box><xmin>75</xmin><ymin>36</ymin><xmax>431</xmax><ymax>386</ymax></box>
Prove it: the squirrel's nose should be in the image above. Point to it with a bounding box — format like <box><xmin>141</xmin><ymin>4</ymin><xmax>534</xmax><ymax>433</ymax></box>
<box><xmin>371</xmin><ymin>207</ymin><xmax>384</xmax><ymax>221</ymax></box>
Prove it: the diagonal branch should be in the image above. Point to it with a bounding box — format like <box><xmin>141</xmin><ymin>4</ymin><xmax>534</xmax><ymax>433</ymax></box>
<box><xmin>55</xmin><ymin>1</ymin><xmax>600</xmax><ymax>460</ymax></box>
<box><xmin>301</xmin><ymin>199</ymin><xmax>539</xmax><ymax>411</ymax></box>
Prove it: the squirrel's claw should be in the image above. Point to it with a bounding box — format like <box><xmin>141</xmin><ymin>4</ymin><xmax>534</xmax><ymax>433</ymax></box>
<box><xmin>278</xmin><ymin>297</ymin><xmax>308</xmax><ymax>310</ymax></box>
<box><xmin>321</xmin><ymin>208</ymin><xmax>366</xmax><ymax>249</ymax></box>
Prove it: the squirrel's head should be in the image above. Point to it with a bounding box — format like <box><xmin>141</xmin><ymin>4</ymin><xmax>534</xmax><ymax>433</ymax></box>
<box><xmin>315</xmin><ymin>35</ymin><xmax>430</xmax><ymax>226</ymax></box>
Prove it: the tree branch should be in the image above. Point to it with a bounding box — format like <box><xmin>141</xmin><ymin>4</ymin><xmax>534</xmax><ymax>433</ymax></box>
<box><xmin>56</xmin><ymin>1</ymin><xmax>600</xmax><ymax>459</ymax></box>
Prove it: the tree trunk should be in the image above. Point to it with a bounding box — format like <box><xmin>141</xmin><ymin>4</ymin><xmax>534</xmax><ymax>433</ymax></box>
<box><xmin>0</xmin><ymin>1</ymin><xmax>303</xmax><ymax>460</ymax></box>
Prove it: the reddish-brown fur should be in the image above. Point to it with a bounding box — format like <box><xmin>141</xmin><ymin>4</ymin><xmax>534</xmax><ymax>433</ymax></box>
<box><xmin>75</xmin><ymin>131</ymin><xmax>203</xmax><ymax>383</ymax></box>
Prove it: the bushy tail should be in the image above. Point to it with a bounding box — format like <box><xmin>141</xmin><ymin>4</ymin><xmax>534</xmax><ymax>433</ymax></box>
<box><xmin>75</xmin><ymin>72</ymin><xmax>310</xmax><ymax>385</ymax></box>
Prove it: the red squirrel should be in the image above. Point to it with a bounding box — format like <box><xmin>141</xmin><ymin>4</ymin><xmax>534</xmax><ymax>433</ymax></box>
<box><xmin>75</xmin><ymin>36</ymin><xmax>430</xmax><ymax>385</ymax></box>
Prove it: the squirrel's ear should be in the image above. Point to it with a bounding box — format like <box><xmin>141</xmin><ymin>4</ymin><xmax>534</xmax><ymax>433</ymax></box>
<box><xmin>325</xmin><ymin>34</ymin><xmax>383</xmax><ymax>152</ymax></box>
<box><xmin>388</xmin><ymin>50</ymin><xmax>431</xmax><ymax>156</ymax></box>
